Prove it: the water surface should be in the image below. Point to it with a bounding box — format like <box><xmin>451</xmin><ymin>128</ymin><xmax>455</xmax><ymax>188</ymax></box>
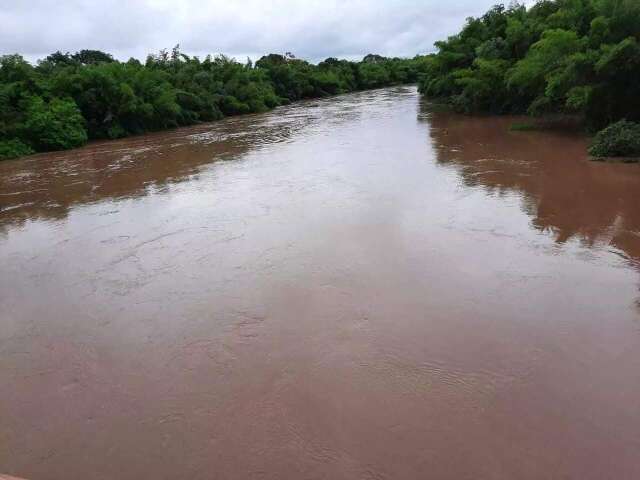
<box><xmin>2</xmin><ymin>87</ymin><xmax>640</xmax><ymax>480</ymax></box>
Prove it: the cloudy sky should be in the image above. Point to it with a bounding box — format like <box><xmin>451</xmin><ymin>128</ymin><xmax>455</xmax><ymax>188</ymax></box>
<box><xmin>1</xmin><ymin>0</ymin><xmax>522</xmax><ymax>63</ymax></box>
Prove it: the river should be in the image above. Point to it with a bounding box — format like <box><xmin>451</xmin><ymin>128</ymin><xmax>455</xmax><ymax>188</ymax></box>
<box><xmin>1</xmin><ymin>86</ymin><xmax>639</xmax><ymax>480</ymax></box>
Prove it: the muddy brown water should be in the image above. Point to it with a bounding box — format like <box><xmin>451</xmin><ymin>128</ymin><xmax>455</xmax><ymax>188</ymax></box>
<box><xmin>1</xmin><ymin>87</ymin><xmax>640</xmax><ymax>480</ymax></box>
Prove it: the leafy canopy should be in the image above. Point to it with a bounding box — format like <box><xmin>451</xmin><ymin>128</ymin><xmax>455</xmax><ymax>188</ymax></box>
<box><xmin>418</xmin><ymin>0</ymin><xmax>640</xmax><ymax>130</ymax></box>
<box><xmin>0</xmin><ymin>47</ymin><xmax>428</xmax><ymax>159</ymax></box>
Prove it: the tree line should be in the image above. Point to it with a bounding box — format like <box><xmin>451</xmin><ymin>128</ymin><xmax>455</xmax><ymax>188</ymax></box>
<box><xmin>418</xmin><ymin>0</ymin><xmax>640</xmax><ymax>157</ymax></box>
<box><xmin>0</xmin><ymin>48</ymin><xmax>427</xmax><ymax>159</ymax></box>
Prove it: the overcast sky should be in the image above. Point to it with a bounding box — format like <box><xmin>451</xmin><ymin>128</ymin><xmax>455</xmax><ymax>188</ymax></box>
<box><xmin>1</xmin><ymin>1</ymin><xmax>526</xmax><ymax>63</ymax></box>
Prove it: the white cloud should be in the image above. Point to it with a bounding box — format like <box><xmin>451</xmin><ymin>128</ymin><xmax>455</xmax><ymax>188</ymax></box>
<box><xmin>0</xmin><ymin>0</ymin><xmax>505</xmax><ymax>63</ymax></box>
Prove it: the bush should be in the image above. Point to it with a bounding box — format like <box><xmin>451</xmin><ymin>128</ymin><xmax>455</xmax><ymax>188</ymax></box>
<box><xmin>22</xmin><ymin>97</ymin><xmax>88</xmax><ymax>151</ymax></box>
<box><xmin>0</xmin><ymin>139</ymin><xmax>34</xmax><ymax>160</ymax></box>
<box><xmin>589</xmin><ymin>120</ymin><xmax>640</xmax><ymax>158</ymax></box>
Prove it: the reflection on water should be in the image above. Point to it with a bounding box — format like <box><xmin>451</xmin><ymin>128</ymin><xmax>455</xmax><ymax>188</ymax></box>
<box><xmin>0</xmin><ymin>101</ymin><xmax>322</xmax><ymax>230</ymax></box>
<box><xmin>1</xmin><ymin>87</ymin><xmax>640</xmax><ymax>480</ymax></box>
<box><xmin>423</xmin><ymin>104</ymin><xmax>640</xmax><ymax>266</ymax></box>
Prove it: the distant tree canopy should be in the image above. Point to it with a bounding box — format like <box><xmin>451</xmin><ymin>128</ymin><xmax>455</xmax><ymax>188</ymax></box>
<box><xmin>0</xmin><ymin>48</ymin><xmax>427</xmax><ymax>159</ymax></box>
<box><xmin>418</xmin><ymin>0</ymin><xmax>640</xmax><ymax>131</ymax></box>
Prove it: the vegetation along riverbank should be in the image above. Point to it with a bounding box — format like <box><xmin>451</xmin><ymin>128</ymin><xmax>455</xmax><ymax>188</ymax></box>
<box><xmin>0</xmin><ymin>49</ymin><xmax>427</xmax><ymax>160</ymax></box>
<box><xmin>2</xmin><ymin>1</ymin><xmax>639</xmax><ymax>161</ymax></box>
<box><xmin>418</xmin><ymin>0</ymin><xmax>640</xmax><ymax>160</ymax></box>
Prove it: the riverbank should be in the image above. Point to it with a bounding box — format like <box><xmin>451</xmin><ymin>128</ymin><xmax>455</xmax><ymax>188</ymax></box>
<box><xmin>0</xmin><ymin>51</ymin><xmax>428</xmax><ymax>161</ymax></box>
<box><xmin>417</xmin><ymin>2</ymin><xmax>640</xmax><ymax>163</ymax></box>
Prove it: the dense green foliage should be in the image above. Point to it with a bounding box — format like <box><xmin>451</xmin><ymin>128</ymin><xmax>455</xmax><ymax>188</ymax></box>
<box><xmin>589</xmin><ymin>120</ymin><xmax>640</xmax><ymax>159</ymax></box>
<box><xmin>0</xmin><ymin>48</ymin><xmax>424</xmax><ymax>159</ymax></box>
<box><xmin>418</xmin><ymin>0</ymin><xmax>640</xmax><ymax>136</ymax></box>
<box><xmin>0</xmin><ymin>139</ymin><xmax>33</xmax><ymax>159</ymax></box>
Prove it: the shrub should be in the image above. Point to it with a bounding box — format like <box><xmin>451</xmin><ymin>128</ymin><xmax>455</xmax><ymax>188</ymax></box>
<box><xmin>589</xmin><ymin>120</ymin><xmax>640</xmax><ymax>159</ymax></box>
<box><xmin>0</xmin><ymin>139</ymin><xmax>34</xmax><ymax>160</ymax></box>
<box><xmin>22</xmin><ymin>97</ymin><xmax>88</xmax><ymax>151</ymax></box>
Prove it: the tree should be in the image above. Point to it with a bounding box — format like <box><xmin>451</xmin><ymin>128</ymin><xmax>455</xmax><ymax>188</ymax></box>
<box><xmin>1</xmin><ymin>48</ymin><xmax>422</xmax><ymax>159</ymax></box>
<box><xmin>22</xmin><ymin>96</ymin><xmax>87</xmax><ymax>150</ymax></box>
<box><xmin>418</xmin><ymin>0</ymin><xmax>640</xmax><ymax>128</ymax></box>
<box><xmin>71</xmin><ymin>49</ymin><xmax>115</xmax><ymax>65</ymax></box>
